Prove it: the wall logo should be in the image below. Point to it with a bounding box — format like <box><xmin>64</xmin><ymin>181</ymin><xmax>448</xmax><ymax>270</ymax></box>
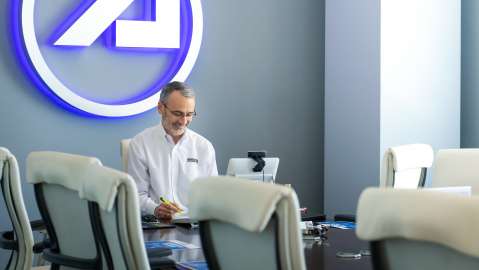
<box><xmin>12</xmin><ymin>0</ymin><xmax>203</xmax><ymax>117</ymax></box>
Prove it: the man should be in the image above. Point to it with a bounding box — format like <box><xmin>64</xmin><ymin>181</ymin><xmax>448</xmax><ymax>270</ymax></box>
<box><xmin>128</xmin><ymin>81</ymin><xmax>218</xmax><ymax>220</ymax></box>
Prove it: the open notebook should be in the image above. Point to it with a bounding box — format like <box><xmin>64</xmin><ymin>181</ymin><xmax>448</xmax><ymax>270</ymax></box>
<box><xmin>172</xmin><ymin>212</ymin><xmax>199</xmax><ymax>228</ymax></box>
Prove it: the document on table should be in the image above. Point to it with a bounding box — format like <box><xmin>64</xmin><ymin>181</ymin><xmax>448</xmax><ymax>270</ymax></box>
<box><xmin>176</xmin><ymin>260</ymin><xmax>209</xmax><ymax>270</ymax></box>
<box><xmin>173</xmin><ymin>213</ymin><xmax>199</xmax><ymax>228</ymax></box>
<box><xmin>320</xmin><ymin>221</ymin><xmax>356</xmax><ymax>230</ymax></box>
<box><xmin>145</xmin><ymin>240</ymin><xmax>199</xmax><ymax>250</ymax></box>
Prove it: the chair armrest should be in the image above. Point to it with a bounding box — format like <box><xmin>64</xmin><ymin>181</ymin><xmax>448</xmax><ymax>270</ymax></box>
<box><xmin>42</xmin><ymin>249</ymin><xmax>98</xmax><ymax>269</ymax></box>
<box><xmin>33</xmin><ymin>239</ymin><xmax>51</xmax><ymax>253</ymax></box>
<box><xmin>30</xmin><ymin>219</ymin><xmax>46</xmax><ymax>231</ymax></box>
<box><xmin>148</xmin><ymin>256</ymin><xmax>176</xmax><ymax>269</ymax></box>
<box><xmin>0</xmin><ymin>231</ymin><xmax>18</xmax><ymax>250</ymax></box>
<box><xmin>147</xmin><ymin>247</ymin><xmax>172</xmax><ymax>258</ymax></box>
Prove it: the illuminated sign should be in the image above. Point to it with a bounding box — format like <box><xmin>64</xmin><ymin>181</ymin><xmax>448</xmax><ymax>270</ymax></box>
<box><xmin>12</xmin><ymin>0</ymin><xmax>203</xmax><ymax>117</ymax></box>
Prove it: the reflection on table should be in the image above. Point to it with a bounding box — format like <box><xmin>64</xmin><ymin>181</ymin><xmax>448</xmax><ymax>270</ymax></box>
<box><xmin>143</xmin><ymin>227</ymin><xmax>372</xmax><ymax>270</ymax></box>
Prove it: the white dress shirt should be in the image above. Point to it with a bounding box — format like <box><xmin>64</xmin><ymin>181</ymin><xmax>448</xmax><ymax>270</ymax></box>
<box><xmin>128</xmin><ymin>124</ymin><xmax>218</xmax><ymax>215</ymax></box>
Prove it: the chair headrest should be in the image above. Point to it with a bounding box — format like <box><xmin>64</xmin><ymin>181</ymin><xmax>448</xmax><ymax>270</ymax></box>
<box><xmin>189</xmin><ymin>176</ymin><xmax>297</xmax><ymax>232</ymax></box>
<box><xmin>357</xmin><ymin>188</ymin><xmax>479</xmax><ymax>258</ymax></box>
<box><xmin>0</xmin><ymin>147</ymin><xmax>12</xmax><ymax>172</ymax></box>
<box><xmin>0</xmin><ymin>147</ymin><xmax>12</xmax><ymax>161</ymax></box>
<box><xmin>27</xmin><ymin>151</ymin><xmax>135</xmax><ymax>211</ymax></box>
<box><xmin>388</xmin><ymin>144</ymin><xmax>433</xmax><ymax>171</ymax></box>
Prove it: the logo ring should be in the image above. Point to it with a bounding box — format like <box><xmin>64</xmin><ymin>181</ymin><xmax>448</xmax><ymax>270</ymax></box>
<box><xmin>18</xmin><ymin>0</ymin><xmax>203</xmax><ymax>117</ymax></box>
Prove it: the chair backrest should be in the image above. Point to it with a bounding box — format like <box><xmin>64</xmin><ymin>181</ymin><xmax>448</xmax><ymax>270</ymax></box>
<box><xmin>189</xmin><ymin>176</ymin><xmax>306</xmax><ymax>270</ymax></box>
<box><xmin>120</xmin><ymin>139</ymin><xmax>131</xmax><ymax>173</ymax></box>
<box><xmin>357</xmin><ymin>188</ymin><xmax>479</xmax><ymax>270</ymax></box>
<box><xmin>431</xmin><ymin>149</ymin><xmax>479</xmax><ymax>194</ymax></box>
<box><xmin>0</xmin><ymin>147</ymin><xmax>34</xmax><ymax>270</ymax></box>
<box><xmin>27</xmin><ymin>151</ymin><xmax>149</xmax><ymax>270</ymax></box>
<box><xmin>380</xmin><ymin>144</ymin><xmax>433</xmax><ymax>188</ymax></box>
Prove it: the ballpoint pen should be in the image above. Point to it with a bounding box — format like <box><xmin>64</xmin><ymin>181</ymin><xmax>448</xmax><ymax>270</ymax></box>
<box><xmin>160</xmin><ymin>197</ymin><xmax>183</xmax><ymax>213</ymax></box>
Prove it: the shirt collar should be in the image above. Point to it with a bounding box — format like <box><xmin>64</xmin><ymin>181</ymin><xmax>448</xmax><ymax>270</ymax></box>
<box><xmin>158</xmin><ymin>125</ymin><xmax>189</xmax><ymax>145</ymax></box>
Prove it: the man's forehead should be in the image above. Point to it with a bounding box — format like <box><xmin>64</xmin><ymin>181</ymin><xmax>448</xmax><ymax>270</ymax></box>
<box><xmin>165</xmin><ymin>92</ymin><xmax>195</xmax><ymax>109</ymax></box>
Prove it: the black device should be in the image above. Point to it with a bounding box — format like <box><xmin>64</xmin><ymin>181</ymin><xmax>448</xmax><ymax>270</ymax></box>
<box><xmin>334</xmin><ymin>214</ymin><xmax>356</xmax><ymax>222</ymax></box>
<box><xmin>248</xmin><ymin>151</ymin><xmax>266</xmax><ymax>172</ymax></box>
<box><xmin>302</xmin><ymin>214</ymin><xmax>327</xmax><ymax>222</ymax></box>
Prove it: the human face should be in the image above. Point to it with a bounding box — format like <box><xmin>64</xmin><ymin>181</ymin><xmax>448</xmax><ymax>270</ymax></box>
<box><xmin>158</xmin><ymin>91</ymin><xmax>196</xmax><ymax>141</ymax></box>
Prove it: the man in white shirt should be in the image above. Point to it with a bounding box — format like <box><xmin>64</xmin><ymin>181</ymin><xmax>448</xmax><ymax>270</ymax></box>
<box><xmin>128</xmin><ymin>81</ymin><xmax>218</xmax><ymax>220</ymax></box>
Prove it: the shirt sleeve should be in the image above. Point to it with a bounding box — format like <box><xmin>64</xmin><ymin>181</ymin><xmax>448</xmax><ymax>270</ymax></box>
<box><xmin>127</xmin><ymin>138</ymin><xmax>158</xmax><ymax>215</ymax></box>
<box><xmin>207</xmin><ymin>142</ymin><xmax>218</xmax><ymax>176</ymax></box>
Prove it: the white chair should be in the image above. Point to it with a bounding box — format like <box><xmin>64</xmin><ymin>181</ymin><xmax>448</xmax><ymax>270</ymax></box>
<box><xmin>189</xmin><ymin>176</ymin><xmax>306</xmax><ymax>270</ymax></box>
<box><xmin>0</xmin><ymin>147</ymin><xmax>35</xmax><ymax>270</ymax></box>
<box><xmin>357</xmin><ymin>188</ymin><xmax>479</xmax><ymax>270</ymax></box>
<box><xmin>380</xmin><ymin>144</ymin><xmax>433</xmax><ymax>188</ymax></box>
<box><xmin>431</xmin><ymin>149</ymin><xmax>479</xmax><ymax>194</ymax></box>
<box><xmin>120</xmin><ymin>139</ymin><xmax>131</xmax><ymax>173</ymax></box>
<box><xmin>0</xmin><ymin>147</ymin><xmax>50</xmax><ymax>270</ymax></box>
<box><xmin>27</xmin><ymin>151</ymin><xmax>173</xmax><ymax>270</ymax></box>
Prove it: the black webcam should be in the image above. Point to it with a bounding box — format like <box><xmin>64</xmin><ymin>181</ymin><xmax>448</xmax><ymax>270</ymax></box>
<box><xmin>248</xmin><ymin>151</ymin><xmax>267</xmax><ymax>172</ymax></box>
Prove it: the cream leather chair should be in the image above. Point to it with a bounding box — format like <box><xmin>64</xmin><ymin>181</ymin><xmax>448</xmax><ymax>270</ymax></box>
<box><xmin>0</xmin><ymin>147</ymin><xmax>35</xmax><ymax>270</ymax></box>
<box><xmin>431</xmin><ymin>148</ymin><xmax>479</xmax><ymax>194</ymax></box>
<box><xmin>189</xmin><ymin>176</ymin><xmax>306</xmax><ymax>270</ymax></box>
<box><xmin>357</xmin><ymin>188</ymin><xmax>479</xmax><ymax>270</ymax></box>
<box><xmin>27</xmin><ymin>151</ymin><xmax>172</xmax><ymax>270</ymax></box>
<box><xmin>120</xmin><ymin>139</ymin><xmax>131</xmax><ymax>173</ymax></box>
<box><xmin>380</xmin><ymin>144</ymin><xmax>433</xmax><ymax>188</ymax></box>
<box><xmin>0</xmin><ymin>147</ymin><xmax>50</xmax><ymax>270</ymax></box>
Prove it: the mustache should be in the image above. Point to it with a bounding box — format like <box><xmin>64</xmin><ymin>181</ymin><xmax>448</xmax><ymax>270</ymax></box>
<box><xmin>172</xmin><ymin>122</ymin><xmax>189</xmax><ymax>130</ymax></box>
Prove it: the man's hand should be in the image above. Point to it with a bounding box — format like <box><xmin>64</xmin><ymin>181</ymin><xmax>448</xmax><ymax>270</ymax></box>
<box><xmin>154</xmin><ymin>202</ymin><xmax>182</xmax><ymax>220</ymax></box>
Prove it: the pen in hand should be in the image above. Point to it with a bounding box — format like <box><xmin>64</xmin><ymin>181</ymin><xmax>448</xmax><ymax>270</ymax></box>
<box><xmin>160</xmin><ymin>197</ymin><xmax>183</xmax><ymax>213</ymax></box>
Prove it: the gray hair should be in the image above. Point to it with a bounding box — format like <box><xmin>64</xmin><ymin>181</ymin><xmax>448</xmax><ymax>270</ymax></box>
<box><xmin>159</xmin><ymin>81</ymin><xmax>195</xmax><ymax>104</ymax></box>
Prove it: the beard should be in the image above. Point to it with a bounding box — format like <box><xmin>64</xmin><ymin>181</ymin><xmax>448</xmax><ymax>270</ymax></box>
<box><xmin>162</xmin><ymin>118</ymin><xmax>189</xmax><ymax>136</ymax></box>
<box><xmin>172</xmin><ymin>123</ymin><xmax>186</xmax><ymax>132</ymax></box>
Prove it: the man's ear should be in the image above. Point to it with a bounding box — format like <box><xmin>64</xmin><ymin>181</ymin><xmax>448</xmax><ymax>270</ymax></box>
<box><xmin>157</xmin><ymin>102</ymin><xmax>163</xmax><ymax>115</ymax></box>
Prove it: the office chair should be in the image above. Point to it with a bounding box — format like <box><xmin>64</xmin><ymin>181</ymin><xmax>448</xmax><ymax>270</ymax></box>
<box><xmin>27</xmin><ymin>151</ymin><xmax>173</xmax><ymax>270</ymax></box>
<box><xmin>357</xmin><ymin>188</ymin><xmax>479</xmax><ymax>270</ymax></box>
<box><xmin>0</xmin><ymin>147</ymin><xmax>49</xmax><ymax>270</ymax></box>
<box><xmin>120</xmin><ymin>139</ymin><xmax>131</xmax><ymax>173</ymax></box>
<box><xmin>334</xmin><ymin>144</ymin><xmax>434</xmax><ymax>223</ymax></box>
<box><xmin>380</xmin><ymin>144</ymin><xmax>433</xmax><ymax>188</ymax></box>
<box><xmin>431</xmin><ymin>148</ymin><xmax>479</xmax><ymax>194</ymax></box>
<box><xmin>189</xmin><ymin>176</ymin><xmax>306</xmax><ymax>270</ymax></box>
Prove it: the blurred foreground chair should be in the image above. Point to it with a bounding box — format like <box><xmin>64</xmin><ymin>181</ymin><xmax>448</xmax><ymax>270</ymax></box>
<box><xmin>120</xmin><ymin>139</ymin><xmax>131</xmax><ymax>173</ymax></box>
<box><xmin>0</xmin><ymin>147</ymin><xmax>48</xmax><ymax>270</ymax></box>
<box><xmin>357</xmin><ymin>188</ymin><xmax>479</xmax><ymax>270</ymax></box>
<box><xmin>189</xmin><ymin>176</ymin><xmax>306</xmax><ymax>270</ymax></box>
<box><xmin>380</xmin><ymin>144</ymin><xmax>433</xmax><ymax>188</ymax></box>
<box><xmin>431</xmin><ymin>148</ymin><xmax>479</xmax><ymax>194</ymax></box>
<box><xmin>27</xmin><ymin>151</ymin><xmax>173</xmax><ymax>270</ymax></box>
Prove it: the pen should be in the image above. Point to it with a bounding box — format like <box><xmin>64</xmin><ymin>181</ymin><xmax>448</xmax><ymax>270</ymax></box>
<box><xmin>160</xmin><ymin>197</ymin><xmax>183</xmax><ymax>213</ymax></box>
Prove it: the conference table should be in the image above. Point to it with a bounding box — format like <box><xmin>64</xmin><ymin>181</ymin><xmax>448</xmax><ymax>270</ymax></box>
<box><xmin>143</xmin><ymin>225</ymin><xmax>372</xmax><ymax>270</ymax></box>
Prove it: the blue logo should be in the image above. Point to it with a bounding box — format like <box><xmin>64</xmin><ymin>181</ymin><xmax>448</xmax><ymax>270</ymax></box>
<box><xmin>12</xmin><ymin>0</ymin><xmax>203</xmax><ymax>117</ymax></box>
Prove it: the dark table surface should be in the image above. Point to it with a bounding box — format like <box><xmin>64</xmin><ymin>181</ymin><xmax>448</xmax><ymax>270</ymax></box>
<box><xmin>143</xmin><ymin>226</ymin><xmax>372</xmax><ymax>270</ymax></box>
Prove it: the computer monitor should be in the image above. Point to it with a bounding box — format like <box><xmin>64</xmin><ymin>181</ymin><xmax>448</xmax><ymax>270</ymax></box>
<box><xmin>226</xmin><ymin>157</ymin><xmax>280</xmax><ymax>182</ymax></box>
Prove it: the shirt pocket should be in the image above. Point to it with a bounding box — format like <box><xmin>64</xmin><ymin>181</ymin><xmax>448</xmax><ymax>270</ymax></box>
<box><xmin>181</xmin><ymin>160</ymin><xmax>201</xmax><ymax>182</ymax></box>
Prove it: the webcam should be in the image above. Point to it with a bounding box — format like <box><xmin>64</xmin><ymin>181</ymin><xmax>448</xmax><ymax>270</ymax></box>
<box><xmin>248</xmin><ymin>151</ymin><xmax>267</xmax><ymax>172</ymax></box>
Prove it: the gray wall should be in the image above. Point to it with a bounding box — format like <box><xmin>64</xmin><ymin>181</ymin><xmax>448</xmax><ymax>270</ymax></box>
<box><xmin>0</xmin><ymin>0</ymin><xmax>325</xmax><ymax>265</ymax></box>
<box><xmin>462</xmin><ymin>0</ymin><xmax>479</xmax><ymax>147</ymax></box>
<box><xmin>324</xmin><ymin>0</ymin><xmax>460</xmax><ymax>217</ymax></box>
<box><xmin>324</xmin><ymin>0</ymin><xmax>380</xmax><ymax>216</ymax></box>
<box><xmin>380</xmin><ymin>0</ymin><xmax>461</xmax><ymax>183</ymax></box>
